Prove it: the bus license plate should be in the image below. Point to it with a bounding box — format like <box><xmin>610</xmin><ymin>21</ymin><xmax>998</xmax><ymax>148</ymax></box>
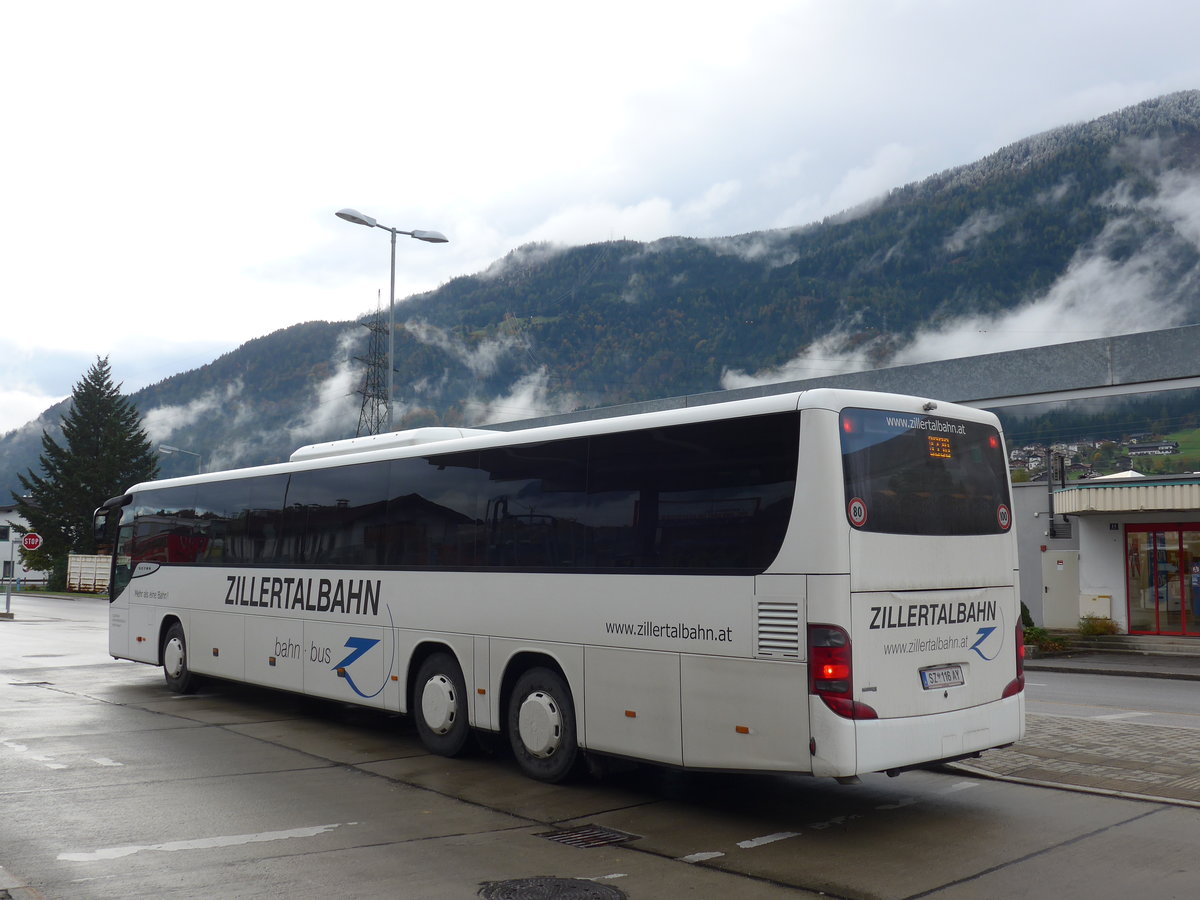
<box><xmin>920</xmin><ymin>665</ymin><xmax>964</xmax><ymax>689</ymax></box>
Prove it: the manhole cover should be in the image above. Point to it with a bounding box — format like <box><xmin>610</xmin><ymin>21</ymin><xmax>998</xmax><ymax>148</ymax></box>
<box><xmin>479</xmin><ymin>876</ymin><xmax>625</xmax><ymax>900</ymax></box>
<box><xmin>536</xmin><ymin>825</ymin><xmax>637</xmax><ymax>849</ymax></box>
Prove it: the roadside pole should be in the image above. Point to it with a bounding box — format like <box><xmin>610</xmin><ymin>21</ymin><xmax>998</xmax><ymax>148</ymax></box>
<box><xmin>3</xmin><ymin>537</ymin><xmax>13</xmax><ymax>618</ymax></box>
<box><xmin>4</xmin><ymin>532</ymin><xmax>42</xmax><ymax>619</ymax></box>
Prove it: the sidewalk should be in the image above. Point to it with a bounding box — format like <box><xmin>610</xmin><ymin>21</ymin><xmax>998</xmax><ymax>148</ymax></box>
<box><xmin>952</xmin><ymin>653</ymin><xmax>1200</xmax><ymax>806</ymax></box>
<box><xmin>1025</xmin><ymin>650</ymin><xmax>1200</xmax><ymax>681</ymax></box>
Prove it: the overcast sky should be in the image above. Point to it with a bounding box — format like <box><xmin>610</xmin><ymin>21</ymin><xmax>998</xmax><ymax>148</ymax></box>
<box><xmin>4</xmin><ymin>0</ymin><xmax>1200</xmax><ymax>435</ymax></box>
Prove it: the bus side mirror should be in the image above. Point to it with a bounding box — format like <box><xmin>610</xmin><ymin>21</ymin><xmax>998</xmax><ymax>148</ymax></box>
<box><xmin>94</xmin><ymin>495</ymin><xmax>129</xmax><ymax>545</ymax></box>
<box><xmin>92</xmin><ymin>508</ymin><xmax>109</xmax><ymax>544</ymax></box>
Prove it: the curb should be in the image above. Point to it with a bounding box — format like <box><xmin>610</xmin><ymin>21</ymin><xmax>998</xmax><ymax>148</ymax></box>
<box><xmin>948</xmin><ymin>761</ymin><xmax>1200</xmax><ymax>810</ymax></box>
<box><xmin>1024</xmin><ymin>661</ymin><xmax>1200</xmax><ymax>682</ymax></box>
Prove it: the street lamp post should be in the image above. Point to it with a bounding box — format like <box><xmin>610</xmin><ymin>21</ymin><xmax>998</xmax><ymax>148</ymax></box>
<box><xmin>336</xmin><ymin>208</ymin><xmax>448</xmax><ymax>432</ymax></box>
<box><xmin>159</xmin><ymin>444</ymin><xmax>202</xmax><ymax>474</ymax></box>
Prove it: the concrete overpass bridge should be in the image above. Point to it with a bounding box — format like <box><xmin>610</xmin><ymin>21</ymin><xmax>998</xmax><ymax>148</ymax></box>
<box><xmin>488</xmin><ymin>323</ymin><xmax>1200</xmax><ymax>429</ymax></box>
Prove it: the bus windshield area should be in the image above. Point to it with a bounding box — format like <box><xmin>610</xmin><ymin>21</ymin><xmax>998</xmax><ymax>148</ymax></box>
<box><xmin>840</xmin><ymin>408</ymin><xmax>1012</xmax><ymax>536</ymax></box>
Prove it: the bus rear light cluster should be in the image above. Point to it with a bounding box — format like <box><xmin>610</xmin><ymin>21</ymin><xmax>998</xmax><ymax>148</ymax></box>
<box><xmin>808</xmin><ymin>624</ymin><xmax>878</xmax><ymax>720</ymax></box>
<box><xmin>1002</xmin><ymin>623</ymin><xmax>1025</xmax><ymax>698</ymax></box>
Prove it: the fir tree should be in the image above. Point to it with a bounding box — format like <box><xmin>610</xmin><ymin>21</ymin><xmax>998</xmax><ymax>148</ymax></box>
<box><xmin>12</xmin><ymin>357</ymin><xmax>159</xmax><ymax>588</ymax></box>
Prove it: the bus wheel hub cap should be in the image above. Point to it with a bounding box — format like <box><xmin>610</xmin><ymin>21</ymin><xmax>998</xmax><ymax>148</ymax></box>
<box><xmin>421</xmin><ymin>675</ymin><xmax>457</xmax><ymax>734</ymax></box>
<box><xmin>518</xmin><ymin>691</ymin><xmax>561</xmax><ymax>758</ymax></box>
<box><xmin>164</xmin><ymin>639</ymin><xmax>184</xmax><ymax>677</ymax></box>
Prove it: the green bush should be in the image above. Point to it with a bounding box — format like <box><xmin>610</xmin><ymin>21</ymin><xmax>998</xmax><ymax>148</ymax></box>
<box><xmin>1078</xmin><ymin>615</ymin><xmax>1121</xmax><ymax>636</ymax></box>
<box><xmin>1024</xmin><ymin>626</ymin><xmax>1067</xmax><ymax>652</ymax></box>
<box><xmin>48</xmin><ymin>557</ymin><xmax>68</xmax><ymax>592</ymax></box>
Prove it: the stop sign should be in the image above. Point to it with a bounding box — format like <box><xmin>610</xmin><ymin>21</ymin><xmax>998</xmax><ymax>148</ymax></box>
<box><xmin>21</xmin><ymin>532</ymin><xmax>42</xmax><ymax>552</ymax></box>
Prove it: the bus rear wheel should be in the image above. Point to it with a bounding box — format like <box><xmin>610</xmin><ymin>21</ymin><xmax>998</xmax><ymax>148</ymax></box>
<box><xmin>414</xmin><ymin>652</ymin><xmax>471</xmax><ymax>757</ymax></box>
<box><xmin>507</xmin><ymin>667</ymin><xmax>578</xmax><ymax>783</ymax></box>
<box><xmin>162</xmin><ymin>622</ymin><xmax>197</xmax><ymax>694</ymax></box>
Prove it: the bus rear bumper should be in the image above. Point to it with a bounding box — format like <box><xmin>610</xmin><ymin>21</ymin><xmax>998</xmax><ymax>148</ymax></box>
<box><xmin>854</xmin><ymin>693</ymin><xmax>1025</xmax><ymax>776</ymax></box>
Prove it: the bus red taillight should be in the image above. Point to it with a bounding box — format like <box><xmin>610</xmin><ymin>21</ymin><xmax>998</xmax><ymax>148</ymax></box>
<box><xmin>821</xmin><ymin>663</ymin><xmax>850</xmax><ymax>680</ymax></box>
<box><xmin>808</xmin><ymin>624</ymin><xmax>877</xmax><ymax>720</ymax></box>
<box><xmin>1002</xmin><ymin>623</ymin><xmax>1025</xmax><ymax>698</ymax></box>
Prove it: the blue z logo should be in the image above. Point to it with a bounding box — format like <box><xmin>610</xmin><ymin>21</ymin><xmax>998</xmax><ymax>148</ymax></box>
<box><xmin>969</xmin><ymin>626</ymin><xmax>999</xmax><ymax>661</ymax></box>
<box><xmin>333</xmin><ymin>637</ymin><xmax>383</xmax><ymax>698</ymax></box>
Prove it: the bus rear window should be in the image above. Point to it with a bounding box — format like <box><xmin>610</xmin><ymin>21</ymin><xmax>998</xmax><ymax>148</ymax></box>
<box><xmin>840</xmin><ymin>408</ymin><xmax>1012</xmax><ymax>536</ymax></box>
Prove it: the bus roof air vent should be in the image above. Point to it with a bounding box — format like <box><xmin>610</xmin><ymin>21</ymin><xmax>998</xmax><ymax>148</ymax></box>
<box><xmin>289</xmin><ymin>427</ymin><xmax>496</xmax><ymax>462</ymax></box>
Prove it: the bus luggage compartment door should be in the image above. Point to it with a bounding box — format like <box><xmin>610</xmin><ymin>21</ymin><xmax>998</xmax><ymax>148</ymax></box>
<box><xmin>681</xmin><ymin>655</ymin><xmax>811</xmax><ymax>771</ymax></box>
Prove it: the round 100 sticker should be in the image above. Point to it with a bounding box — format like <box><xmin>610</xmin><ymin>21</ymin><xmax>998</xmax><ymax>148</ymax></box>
<box><xmin>848</xmin><ymin>497</ymin><xmax>868</xmax><ymax>528</ymax></box>
<box><xmin>997</xmin><ymin>504</ymin><xmax>1012</xmax><ymax>530</ymax></box>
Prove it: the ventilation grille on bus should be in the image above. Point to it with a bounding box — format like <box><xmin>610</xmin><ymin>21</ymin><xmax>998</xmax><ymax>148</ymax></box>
<box><xmin>756</xmin><ymin>600</ymin><xmax>801</xmax><ymax>658</ymax></box>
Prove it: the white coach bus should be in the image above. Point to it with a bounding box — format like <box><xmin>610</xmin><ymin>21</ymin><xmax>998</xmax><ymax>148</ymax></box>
<box><xmin>95</xmin><ymin>388</ymin><xmax>1024</xmax><ymax>783</ymax></box>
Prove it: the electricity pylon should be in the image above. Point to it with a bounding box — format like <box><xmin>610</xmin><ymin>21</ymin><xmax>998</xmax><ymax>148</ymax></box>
<box><xmin>355</xmin><ymin>310</ymin><xmax>389</xmax><ymax>437</ymax></box>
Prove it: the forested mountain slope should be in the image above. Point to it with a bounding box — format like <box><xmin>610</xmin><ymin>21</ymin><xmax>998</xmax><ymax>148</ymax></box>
<box><xmin>5</xmin><ymin>91</ymin><xmax>1200</xmax><ymax>491</ymax></box>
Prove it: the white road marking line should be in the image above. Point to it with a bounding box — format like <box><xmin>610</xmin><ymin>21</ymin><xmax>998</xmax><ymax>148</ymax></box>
<box><xmin>5</xmin><ymin>741</ymin><xmax>127</xmax><ymax>770</ymax></box>
<box><xmin>876</xmin><ymin>797</ymin><xmax>918</xmax><ymax>810</ymax></box>
<box><xmin>11</xmin><ymin>746</ymin><xmax>66</xmax><ymax>768</ymax></box>
<box><xmin>58</xmin><ymin>822</ymin><xmax>353</xmax><ymax>862</ymax></box>
<box><xmin>1093</xmin><ymin>711</ymin><xmax>1151</xmax><ymax>721</ymax></box>
<box><xmin>807</xmin><ymin>814</ymin><xmax>861</xmax><ymax>830</ymax></box>
<box><xmin>678</xmin><ymin>851</ymin><xmax>725</xmax><ymax>863</ymax></box>
<box><xmin>941</xmin><ymin>782</ymin><xmax>979</xmax><ymax>794</ymax></box>
<box><xmin>737</xmin><ymin>831</ymin><xmax>800</xmax><ymax>849</ymax></box>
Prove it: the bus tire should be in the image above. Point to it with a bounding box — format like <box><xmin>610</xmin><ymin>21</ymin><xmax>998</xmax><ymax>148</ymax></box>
<box><xmin>162</xmin><ymin>622</ymin><xmax>197</xmax><ymax>694</ymax></box>
<box><xmin>414</xmin><ymin>652</ymin><xmax>471</xmax><ymax>757</ymax></box>
<box><xmin>507</xmin><ymin>667</ymin><xmax>578</xmax><ymax>783</ymax></box>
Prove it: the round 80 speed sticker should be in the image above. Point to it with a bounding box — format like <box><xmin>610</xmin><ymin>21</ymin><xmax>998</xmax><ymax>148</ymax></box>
<box><xmin>848</xmin><ymin>497</ymin><xmax>868</xmax><ymax>528</ymax></box>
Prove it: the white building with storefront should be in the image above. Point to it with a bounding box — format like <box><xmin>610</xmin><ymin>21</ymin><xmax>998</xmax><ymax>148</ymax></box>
<box><xmin>0</xmin><ymin>504</ymin><xmax>49</xmax><ymax>587</ymax></box>
<box><xmin>1048</xmin><ymin>473</ymin><xmax>1200</xmax><ymax>637</ymax></box>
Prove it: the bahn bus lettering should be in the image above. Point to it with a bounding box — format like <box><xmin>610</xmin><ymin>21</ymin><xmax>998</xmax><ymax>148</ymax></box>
<box><xmin>868</xmin><ymin>600</ymin><xmax>997</xmax><ymax>630</ymax></box>
<box><xmin>224</xmin><ymin>575</ymin><xmax>381</xmax><ymax>616</ymax></box>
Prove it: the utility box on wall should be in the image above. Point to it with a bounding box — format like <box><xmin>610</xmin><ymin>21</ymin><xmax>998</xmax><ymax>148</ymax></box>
<box><xmin>1079</xmin><ymin>594</ymin><xmax>1112</xmax><ymax>618</ymax></box>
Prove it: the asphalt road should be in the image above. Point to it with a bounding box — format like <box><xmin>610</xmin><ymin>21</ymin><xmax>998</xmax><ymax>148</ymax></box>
<box><xmin>1026</xmin><ymin>669</ymin><xmax>1200</xmax><ymax>730</ymax></box>
<box><xmin>2</xmin><ymin>594</ymin><xmax>1198</xmax><ymax>900</ymax></box>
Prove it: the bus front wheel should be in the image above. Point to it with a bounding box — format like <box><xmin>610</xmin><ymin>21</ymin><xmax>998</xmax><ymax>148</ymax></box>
<box><xmin>162</xmin><ymin>622</ymin><xmax>196</xmax><ymax>694</ymax></box>
<box><xmin>507</xmin><ymin>667</ymin><xmax>578</xmax><ymax>783</ymax></box>
<box><xmin>414</xmin><ymin>652</ymin><xmax>471</xmax><ymax>757</ymax></box>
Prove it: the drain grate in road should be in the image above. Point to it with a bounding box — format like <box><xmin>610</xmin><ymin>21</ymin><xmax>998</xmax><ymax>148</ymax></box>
<box><xmin>536</xmin><ymin>825</ymin><xmax>637</xmax><ymax>849</ymax></box>
<box><xmin>479</xmin><ymin>876</ymin><xmax>625</xmax><ymax>899</ymax></box>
